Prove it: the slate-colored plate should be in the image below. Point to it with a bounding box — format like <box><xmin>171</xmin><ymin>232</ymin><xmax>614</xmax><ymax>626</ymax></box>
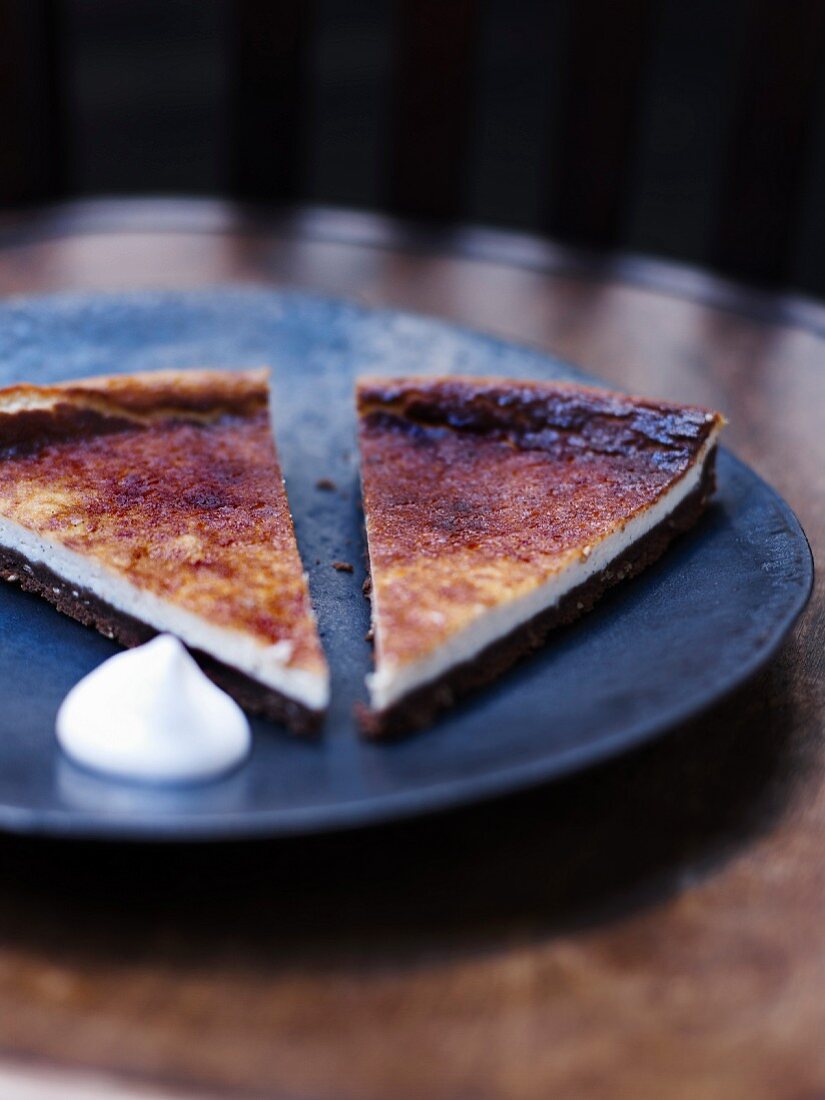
<box><xmin>0</xmin><ymin>288</ymin><xmax>813</xmax><ymax>839</ymax></box>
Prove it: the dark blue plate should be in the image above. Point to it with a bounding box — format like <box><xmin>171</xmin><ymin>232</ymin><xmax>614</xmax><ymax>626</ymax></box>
<box><xmin>0</xmin><ymin>289</ymin><xmax>813</xmax><ymax>839</ymax></box>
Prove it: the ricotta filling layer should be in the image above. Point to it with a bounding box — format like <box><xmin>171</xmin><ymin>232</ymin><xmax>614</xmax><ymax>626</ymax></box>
<box><xmin>367</xmin><ymin>430</ymin><xmax>720</xmax><ymax>712</ymax></box>
<box><xmin>0</xmin><ymin>516</ymin><xmax>329</xmax><ymax>712</ymax></box>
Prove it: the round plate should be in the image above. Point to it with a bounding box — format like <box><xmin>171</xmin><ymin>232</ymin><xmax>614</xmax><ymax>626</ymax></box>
<box><xmin>0</xmin><ymin>289</ymin><xmax>813</xmax><ymax>839</ymax></box>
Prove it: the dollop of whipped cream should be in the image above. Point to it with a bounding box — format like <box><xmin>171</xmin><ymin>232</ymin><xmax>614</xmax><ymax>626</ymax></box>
<box><xmin>56</xmin><ymin>635</ymin><xmax>251</xmax><ymax>784</ymax></box>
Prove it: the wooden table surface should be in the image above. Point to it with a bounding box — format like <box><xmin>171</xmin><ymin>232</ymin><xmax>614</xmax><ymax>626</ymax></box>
<box><xmin>0</xmin><ymin>200</ymin><xmax>821</xmax><ymax>1100</ymax></box>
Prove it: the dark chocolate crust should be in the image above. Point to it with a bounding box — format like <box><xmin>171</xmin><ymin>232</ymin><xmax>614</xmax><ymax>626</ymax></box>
<box><xmin>0</xmin><ymin>544</ymin><xmax>322</xmax><ymax>736</ymax></box>
<box><xmin>358</xmin><ymin>447</ymin><xmax>717</xmax><ymax>738</ymax></box>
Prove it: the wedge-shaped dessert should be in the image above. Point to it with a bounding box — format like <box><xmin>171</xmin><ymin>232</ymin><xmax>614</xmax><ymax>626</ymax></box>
<box><xmin>0</xmin><ymin>368</ymin><xmax>328</xmax><ymax>733</ymax></box>
<box><xmin>357</xmin><ymin>376</ymin><xmax>725</xmax><ymax>735</ymax></box>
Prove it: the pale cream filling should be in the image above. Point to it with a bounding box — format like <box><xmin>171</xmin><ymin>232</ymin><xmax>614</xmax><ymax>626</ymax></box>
<box><xmin>367</xmin><ymin>429</ymin><xmax>720</xmax><ymax>711</ymax></box>
<box><xmin>0</xmin><ymin>516</ymin><xmax>329</xmax><ymax>712</ymax></box>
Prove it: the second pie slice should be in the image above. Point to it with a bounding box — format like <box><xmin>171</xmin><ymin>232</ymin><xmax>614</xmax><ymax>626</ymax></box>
<box><xmin>357</xmin><ymin>376</ymin><xmax>725</xmax><ymax>736</ymax></box>
<box><xmin>0</xmin><ymin>368</ymin><xmax>328</xmax><ymax>733</ymax></box>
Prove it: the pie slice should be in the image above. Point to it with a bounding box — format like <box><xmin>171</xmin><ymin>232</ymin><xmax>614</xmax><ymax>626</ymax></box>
<box><xmin>357</xmin><ymin>376</ymin><xmax>725</xmax><ymax>736</ymax></box>
<box><xmin>0</xmin><ymin>368</ymin><xmax>328</xmax><ymax>733</ymax></box>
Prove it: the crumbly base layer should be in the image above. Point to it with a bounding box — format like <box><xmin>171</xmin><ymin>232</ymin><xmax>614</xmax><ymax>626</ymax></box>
<box><xmin>358</xmin><ymin>448</ymin><xmax>717</xmax><ymax>738</ymax></box>
<box><xmin>0</xmin><ymin>546</ymin><xmax>322</xmax><ymax>736</ymax></box>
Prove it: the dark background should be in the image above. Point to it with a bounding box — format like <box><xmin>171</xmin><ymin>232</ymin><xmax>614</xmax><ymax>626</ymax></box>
<box><xmin>3</xmin><ymin>0</ymin><xmax>825</xmax><ymax>298</ymax></box>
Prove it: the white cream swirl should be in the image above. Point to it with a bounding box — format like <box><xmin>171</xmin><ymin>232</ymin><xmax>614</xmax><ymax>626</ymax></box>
<box><xmin>56</xmin><ymin>635</ymin><xmax>251</xmax><ymax>784</ymax></box>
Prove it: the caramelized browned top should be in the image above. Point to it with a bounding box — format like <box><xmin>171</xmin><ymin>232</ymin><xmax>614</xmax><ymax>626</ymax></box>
<box><xmin>0</xmin><ymin>369</ymin><xmax>269</xmax><ymax>455</ymax></box>
<box><xmin>358</xmin><ymin>376</ymin><xmax>724</xmax><ymax>670</ymax></box>
<box><xmin>0</xmin><ymin>370</ymin><xmax>325</xmax><ymax>676</ymax></box>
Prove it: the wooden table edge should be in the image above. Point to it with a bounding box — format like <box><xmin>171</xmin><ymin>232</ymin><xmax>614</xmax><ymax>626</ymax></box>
<box><xmin>0</xmin><ymin>197</ymin><xmax>823</xmax><ymax>338</ymax></box>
